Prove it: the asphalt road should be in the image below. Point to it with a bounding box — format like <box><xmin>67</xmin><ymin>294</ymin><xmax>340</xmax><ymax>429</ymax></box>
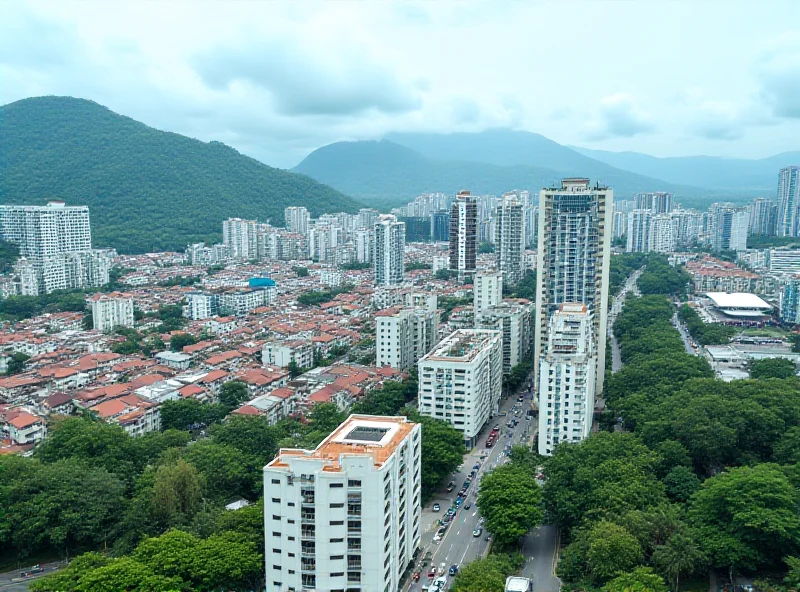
<box><xmin>672</xmin><ymin>312</ymin><xmax>698</xmax><ymax>355</ymax></box>
<box><xmin>521</xmin><ymin>524</ymin><xmax>561</xmax><ymax>592</ymax></box>
<box><xmin>406</xmin><ymin>388</ymin><xmax>537</xmax><ymax>591</ymax></box>
<box><xmin>608</xmin><ymin>269</ymin><xmax>643</xmax><ymax>374</ymax></box>
<box><xmin>0</xmin><ymin>562</ymin><xmax>65</xmax><ymax>592</ymax></box>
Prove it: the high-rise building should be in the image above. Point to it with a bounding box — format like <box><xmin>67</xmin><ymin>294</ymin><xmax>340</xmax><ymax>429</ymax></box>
<box><xmin>777</xmin><ymin>167</ymin><xmax>800</xmax><ymax>237</ymax></box>
<box><xmin>535</xmin><ymin>178</ymin><xmax>611</xmax><ymax>394</ymax></box>
<box><xmin>0</xmin><ymin>201</ymin><xmax>111</xmax><ymax>295</ymax></box>
<box><xmin>475</xmin><ymin>300</ymin><xmax>533</xmax><ymax>375</ymax></box>
<box><xmin>710</xmin><ymin>204</ymin><xmax>750</xmax><ymax>252</ymax></box>
<box><xmin>357</xmin><ymin>208</ymin><xmax>380</xmax><ymax>230</ymax></box>
<box><xmin>263</xmin><ymin>414</ymin><xmax>421</xmax><ymax>592</ymax></box>
<box><xmin>376</xmin><ymin>307</ymin><xmax>439</xmax><ymax>370</ymax></box>
<box><xmin>473</xmin><ymin>271</ymin><xmax>503</xmax><ymax>318</ymax></box>
<box><xmin>670</xmin><ymin>209</ymin><xmax>702</xmax><ymax>248</ymax></box>
<box><xmin>768</xmin><ymin>249</ymin><xmax>800</xmax><ymax>274</ymax></box>
<box><xmin>537</xmin><ymin>303</ymin><xmax>597</xmax><ymax>455</ymax></box>
<box><xmin>285</xmin><ymin>206</ymin><xmax>310</xmax><ymax>235</ymax></box>
<box><xmin>449</xmin><ymin>191</ymin><xmax>477</xmax><ymax>278</ymax></box>
<box><xmin>633</xmin><ymin>192</ymin><xmax>673</xmax><ymax>214</ymax></box>
<box><xmin>750</xmin><ymin>197</ymin><xmax>778</xmax><ymax>236</ymax></box>
<box><xmin>354</xmin><ymin>230</ymin><xmax>373</xmax><ymax>264</ymax></box>
<box><xmin>495</xmin><ymin>193</ymin><xmax>525</xmax><ymax>285</ymax></box>
<box><xmin>626</xmin><ymin>210</ymin><xmax>651</xmax><ymax>252</ymax></box>
<box><xmin>89</xmin><ymin>292</ymin><xmax>135</xmax><ymax>331</ymax></box>
<box><xmin>418</xmin><ymin>329</ymin><xmax>503</xmax><ymax>447</ymax></box>
<box><xmin>612</xmin><ymin>210</ymin><xmax>628</xmax><ymax>241</ymax></box>
<box><xmin>374</xmin><ymin>215</ymin><xmax>405</xmax><ymax>286</ymax></box>
<box><xmin>648</xmin><ymin>214</ymin><xmax>676</xmax><ymax>253</ymax></box>
<box><xmin>222</xmin><ymin>218</ymin><xmax>259</xmax><ymax>260</ymax></box>
<box><xmin>430</xmin><ymin>211</ymin><xmax>450</xmax><ymax>242</ymax></box>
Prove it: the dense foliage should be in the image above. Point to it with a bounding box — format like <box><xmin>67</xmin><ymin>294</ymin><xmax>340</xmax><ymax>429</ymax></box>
<box><xmin>636</xmin><ymin>255</ymin><xmax>691</xmax><ymax>296</ymax></box>
<box><xmin>609</xmin><ymin>252</ymin><xmax>648</xmax><ymax>295</ymax></box>
<box><xmin>0</xmin><ymin>96</ymin><xmax>361</xmax><ymax>253</ymax></box>
<box><xmin>678</xmin><ymin>304</ymin><xmax>736</xmax><ymax>345</ymax></box>
<box><xmin>749</xmin><ymin>357</ymin><xmax>797</xmax><ymax>380</ymax></box>
<box><xmin>297</xmin><ymin>284</ymin><xmax>353</xmax><ymax>306</ymax></box>
<box><xmin>0</xmin><ymin>289</ymin><xmax>87</xmax><ymax>321</ymax></box>
<box><xmin>0</xmin><ymin>239</ymin><xmax>19</xmax><ymax>273</ymax></box>
<box><xmin>450</xmin><ymin>553</ymin><xmax>524</xmax><ymax>592</ymax></box>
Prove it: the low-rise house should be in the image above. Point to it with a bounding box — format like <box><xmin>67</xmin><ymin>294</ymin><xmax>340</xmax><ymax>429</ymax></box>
<box><xmin>0</xmin><ymin>409</ymin><xmax>47</xmax><ymax>445</ymax></box>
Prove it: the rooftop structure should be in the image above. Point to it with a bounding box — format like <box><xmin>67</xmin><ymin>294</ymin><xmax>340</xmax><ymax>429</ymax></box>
<box><xmin>704</xmin><ymin>292</ymin><xmax>772</xmax><ymax>317</ymax></box>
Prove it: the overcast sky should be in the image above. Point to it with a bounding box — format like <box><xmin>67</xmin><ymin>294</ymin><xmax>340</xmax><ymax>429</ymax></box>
<box><xmin>2</xmin><ymin>0</ymin><xmax>799</xmax><ymax>168</ymax></box>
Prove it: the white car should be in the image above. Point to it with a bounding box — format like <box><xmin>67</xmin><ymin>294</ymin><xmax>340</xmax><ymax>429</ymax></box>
<box><xmin>433</xmin><ymin>576</ymin><xmax>448</xmax><ymax>591</ymax></box>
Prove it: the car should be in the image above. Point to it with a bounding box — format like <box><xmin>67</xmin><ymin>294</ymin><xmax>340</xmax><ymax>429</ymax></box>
<box><xmin>455</xmin><ymin>498</ymin><xmax>463</xmax><ymax>506</ymax></box>
<box><xmin>446</xmin><ymin>484</ymin><xmax>454</xmax><ymax>492</ymax></box>
<box><xmin>449</xmin><ymin>565</ymin><xmax>459</xmax><ymax>576</ymax></box>
<box><xmin>473</xmin><ymin>528</ymin><xmax>483</xmax><ymax>537</ymax></box>
<box><xmin>485</xmin><ymin>534</ymin><xmax>492</xmax><ymax>541</ymax></box>
<box><xmin>428</xmin><ymin>567</ymin><xmax>437</xmax><ymax>578</ymax></box>
<box><xmin>464</xmin><ymin>502</ymin><xmax>472</xmax><ymax>510</ymax></box>
<box><xmin>433</xmin><ymin>575</ymin><xmax>448</xmax><ymax>591</ymax></box>
<box><xmin>473</xmin><ymin>463</ymin><xmax>480</xmax><ymax>469</ymax></box>
<box><xmin>432</xmin><ymin>503</ymin><xmax>440</xmax><ymax>511</ymax></box>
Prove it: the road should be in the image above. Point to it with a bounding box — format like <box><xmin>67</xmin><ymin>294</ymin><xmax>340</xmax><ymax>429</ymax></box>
<box><xmin>406</xmin><ymin>386</ymin><xmax>539</xmax><ymax>591</ymax></box>
<box><xmin>608</xmin><ymin>268</ymin><xmax>643</xmax><ymax>374</ymax></box>
<box><xmin>672</xmin><ymin>311</ymin><xmax>698</xmax><ymax>355</ymax></box>
<box><xmin>520</xmin><ymin>525</ymin><xmax>561</xmax><ymax>592</ymax></box>
<box><xmin>0</xmin><ymin>562</ymin><xmax>65</xmax><ymax>591</ymax></box>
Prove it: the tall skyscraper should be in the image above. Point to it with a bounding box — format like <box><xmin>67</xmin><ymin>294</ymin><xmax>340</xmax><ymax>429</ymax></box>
<box><xmin>284</xmin><ymin>206</ymin><xmax>310</xmax><ymax>235</ymax></box>
<box><xmin>626</xmin><ymin>210</ymin><xmax>651</xmax><ymax>252</ymax></box>
<box><xmin>495</xmin><ymin>193</ymin><xmax>525</xmax><ymax>285</ymax></box>
<box><xmin>777</xmin><ymin>166</ymin><xmax>800</xmax><ymax>237</ymax></box>
<box><xmin>750</xmin><ymin>198</ymin><xmax>778</xmax><ymax>236</ymax></box>
<box><xmin>263</xmin><ymin>414</ymin><xmax>421</xmax><ymax>592</ymax></box>
<box><xmin>430</xmin><ymin>211</ymin><xmax>450</xmax><ymax>242</ymax></box>
<box><xmin>537</xmin><ymin>304</ymin><xmax>596</xmax><ymax>455</ymax></box>
<box><xmin>449</xmin><ymin>191</ymin><xmax>477</xmax><ymax>278</ymax></box>
<box><xmin>373</xmin><ymin>215</ymin><xmax>405</xmax><ymax>286</ymax></box>
<box><xmin>535</xmin><ymin>179</ymin><xmax>612</xmax><ymax>394</ymax></box>
<box><xmin>647</xmin><ymin>214</ymin><xmax>676</xmax><ymax>253</ymax></box>
<box><xmin>222</xmin><ymin>218</ymin><xmax>259</xmax><ymax>260</ymax></box>
<box><xmin>710</xmin><ymin>204</ymin><xmax>750</xmax><ymax>252</ymax></box>
<box><xmin>633</xmin><ymin>192</ymin><xmax>673</xmax><ymax>214</ymax></box>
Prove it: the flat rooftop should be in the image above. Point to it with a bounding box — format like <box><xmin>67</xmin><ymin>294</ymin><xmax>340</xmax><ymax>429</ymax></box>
<box><xmin>422</xmin><ymin>329</ymin><xmax>500</xmax><ymax>362</ymax></box>
<box><xmin>705</xmin><ymin>292</ymin><xmax>771</xmax><ymax>310</ymax></box>
<box><xmin>266</xmin><ymin>414</ymin><xmax>416</xmax><ymax>472</ymax></box>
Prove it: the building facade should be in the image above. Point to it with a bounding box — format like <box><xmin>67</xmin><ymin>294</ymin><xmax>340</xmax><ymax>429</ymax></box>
<box><xmin>473</xmin><ymin>271</ymin><xmax>503</xmax><ymax>318</ymax></box>
<box><xmin>647</xmin><ymin>214</ymin><xmax>676</xmax><ymax>253</ymax></box>
<box><xmin>263</xmin><ymin>415</ymin><xmax>421</xmax><ymax>592</ymax></box>
<box><xmin>535</xmin><ymin>179</ymin><xmax>611</xmax><ymax>395</ymax></box>
<box><xmin>495</xmin><ymin>193</ymin><xmax>525</xmax><ymax>285</ymax></box>
<box><xmin>374</xmin><ymin>215</ymin><xmax>405</xmax><ymax>286</ymax></box>
<box><xmin>90</xmin><ymin>292</ymin><xmax>134</xmax><ymax>332</ymax></box>
<box><xmin>476</xmin><ymin>300</ymin><xmax>533</xmax><ymax>374</ymax></box>
<box><xmin>222</xmin><ymin>218</ymin><xmax>260</xmax><ymax>260</ymax></box>
<box><xmin>751</xmin><ymin>197</ymin><xmax>777</xmax><ymax>236</ymax></box>
<box><xmin>418</xmin><ymin>329</ymin><xmax>503</xmax><ymax>447</ymax></box>
<box><xmin>285</xmin><ymin>206</ymin><xmax>311</xmax><ymax>236</ymax></box>
<box><xmin>777</xmin><ymin>166</ymin><xmax>800</xmax><ymax>237</ymax></box>
<box><xmin>376</xmin><ymin>307</ymin><xmax>439</xmax><ymax>371</ymax></box>
<box><xmin>449</xmin><ymin>191</ymin><xmax>477</xmax><ymax>278</ymax></box>
<box><xmin>626</xmin><ymin>209</ymin><xmax>651</xmax><ymax>253</ymax></box>
<box><xmin>537</xmin><ymin>304</ymin><xmax>597</xmax><ymax>456</ymax></box>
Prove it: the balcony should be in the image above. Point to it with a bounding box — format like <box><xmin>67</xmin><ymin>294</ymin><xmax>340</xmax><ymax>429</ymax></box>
<box><xmin>301</xmin><ymin>528</ymin><xmax>315</xmax><ymax>540</ymax></box>
<box><xmin>347</xmin><ymin>572</ymin><xmax>362</xmax><ymax>584</ymax></box>
<box><xmin>301</xmin><ymin>513</ymin><xmax>315</xmax><ymax>524</ymax></box>
<box><xmin>347</xmin><ymin>505</ymin><xmax>361</xmax><ymax>518</ymax></box>
<box><xmin>348</xmin><ymin>561</ymin><xmax>362</xmax><ymax>570</ymax></box>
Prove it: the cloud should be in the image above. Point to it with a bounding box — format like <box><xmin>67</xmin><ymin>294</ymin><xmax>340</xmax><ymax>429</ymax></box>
<box><xmin>675</xmin><ymin>89</ymin><xmax>747</xmax><ymax>141</ymax></box>
<box><xmin>756</xmin><ymin>33</ymin><xmax>800</xmax><ymax>119</ymax></box>
<box><xmin>191</xmin><ymin>34</ymin><xmax>423</xmax><ymax>117</ymax></box>
<box><xmin>584</xmin><ymin>94</ymin><xmax>654</xmax><ymax>141</ymax></box>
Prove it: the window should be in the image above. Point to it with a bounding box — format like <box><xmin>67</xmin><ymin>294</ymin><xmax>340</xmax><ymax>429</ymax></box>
<box><xmin>288</xmin><ymin>502</ymin><xmax>295</xmax><ymax>507</ymax></box>
<box><xmin>288</xmin><ymin>536</ymin><xmax>295</xmax><ymax>541</ymax></box>
<box><xmin>331</xmin><ymin>572</ymin><xmax>344</xmax><ymax>577</ymax></box>
<box><xmin>273</xmin><ymin>515</ymin><xmax>281</xmax><ymax>521</ymax></box>
<box><xmin>330</xmin><ymin>483</ymin><xmax>344</xmax><ymax>488</ymax></box>
<box><xmin>331</xmin><ymin>555</ymin><xmax>344</xmax><ymax>560</ymax></box>
<box><xmin>331</xmin><ymin>520</ymin><xmax>344</xmax><ymax>526</ymax></box>
<box><xmin>348</xmin><ymin>479</ymin><xmax>361</xmax><ymax>487</ymax></box>
<box><xmin>288</xmin><ymin>553</ymin><xmax>295</xmax><ymax>558</ymax></box>
<box><xmin>330</xmin><ymin>538</ymin><xmax>344</xmax><ymax>543</ymax></box>
<box><xmin>273</xmin><ymin>565</ymin><xmax>281</xmax><ymax>570</ymax></box>
<box><xmin>273</xmin><ymin>548</ymin><xmax>281</xmax><ymax>554</ymax></box>
<box><xmin>272</xmin><ymin>532</ymin><xmax>281</xmax><ymax>537</ymax></box>
<box><xmin>271</xmin><ymin>479</ymin><xmax>281</xmax><ymax>484</ymax></box>
<box><xmin>330</xmin><ymin>503</ymin><xmax>344</xmax><ymax>508</ymax></box>
<box><xmin>271</xmin><ymin>497</ymin><xmax>280</xmax><ymax>503</ymax></box>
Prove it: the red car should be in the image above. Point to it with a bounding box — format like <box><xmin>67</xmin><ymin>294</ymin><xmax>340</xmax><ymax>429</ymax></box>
<box><xmin>428</xmin><ymin>567</ymin><xmax>437</xmax><ymax>578</ymax></box>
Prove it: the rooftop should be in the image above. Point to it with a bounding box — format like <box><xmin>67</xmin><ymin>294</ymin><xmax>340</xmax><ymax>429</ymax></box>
<box><xmin>705</xmin><ymin>292</ymin><xmax>772</xmax><ymax>310</ymax></box>
<box><xmin>422</xmin><ymin>329</ymin><xmax>500</xmax><ymax>363</ymax></box>
<box><xmin>266</xmin><ymin>414</ymin><xmax>416</xmax><ymax>472</ymax></box>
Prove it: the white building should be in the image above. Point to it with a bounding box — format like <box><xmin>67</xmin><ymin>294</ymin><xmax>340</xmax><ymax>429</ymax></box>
<box><xmin>219</xmin><ymin>288</ymin><xmax>275</xmax><ymax>316</ymax></box>
<box><xmin>263</xmin><ymin>415</ymin><xmax>421</xmax><ymax>592</ymax></box>
<box><xmin>751</xmin><ymin>197</ymin><xmax>777</xmax><ymax>236</ymax></box>
<box><xmin>376</xmin><ymin>307</ymin><xmax>439</xmax><ymax>371</ymax></box>
<box><xmin>418</xmin><ymin>329</ymin><xmax>503</xmax><ymax>447</ymax></box>
<box><xmin>186</xmin><ymin>292</ymin><xmax>219</xmax><ymax>320</ymax></box>
<box><xmin>285</xmin><ymin>206</ymin><xmax>310</xmax><ymax>236</ymax></box>
<box><xmin>777</xmin><ymin>166</ymin><xmax>800</xmax><ymax>237</ymax></box>
<box><xmin>262</xmin><ymin>339</ymin><xmax>314</xmax><ymax>370</ymax></box>
<box><xmin>474</xmin><ymin>271</ymin><xmax>503</xmax><ymax>318</ymax></box>
<box><xmin>222</xmin><ymin>218</ymin><xmax>259</xmax><ymax>260</ymax></box>
<box><xmin>648</xmin><ymin>214</ymin><xmax>676</xmax><ymax>253</ymax></box>
<box><xmin>495</xmin><ymin>193</ymin><xmax>525</xmax><ymax>285</ymax></box>
<box><xmin>769</xmin><ymin>249</ymin><xmax>800</xmax><ymax>274</ymax></box>
<box><xmin>710</xmin><ymin>203</ymin><xmax>750</xmax><ymax>252</ymax></box>
<box><xmin>535</xmin><ymin>179</ymin><xmax>611</xmax><ymax>395</ymax></box>
<box><xmin>354</xmin><ymin>229</ymin><xmax>373</xmax><ymax>264</ymax></box>
<box><xmin>476</xmin><ymin>300</ymin><xmax>533</xmax><ymax>374</ymax></box>
<box><xmin>626</xmin><ymin>209</ymin><xmax>651</xmax><ymax>253</ymax></box>
<box><xmin>449</xmin><ymin>191</ymin><xmax>477</xmax><ymax>278</ymax></box>
<box><xmin>89</xmin><ymin>292</ymin><xmax>134</xmax><ymax>331</ymax></box>
<box><xmin>374</xmin><ymin>215</ymin><xmax>405</xmax><ymax>286</ymax></box>
<box><xmin>432</xmin><ymin>255</ymin><xmax>449</xmax><ymax>273</ymax></box>
<box><xmin>634</xmin><ymin>192</ymin><xmax>673</xmax><ymax>214</ymax></box>
<box><xmin>538</xmin><ymin>304</ymin><xmax>597</xmax><ymax>456</ymax></box>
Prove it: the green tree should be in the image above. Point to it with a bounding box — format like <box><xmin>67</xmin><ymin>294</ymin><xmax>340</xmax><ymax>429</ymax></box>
<box><xmin>160</xmin><ymin>399</ymin><xmax>228</xmax><ymax>431</ymax></box>
<box><xmin>5</xmin><ymin>352</ymin><xmax>30</xmax><ymax>375</ymax></box>
<box><xmin>586</xmin><ymin>521</ymin><xmax>644</xmax><ymax>583</ymax></box>
<box><xmin>293</xmin><ymin>266</ymin><xmax>309</xmax><ymax>277</ymax></box>
<box><xmin>218</xmin><ymin>380</ymin><xmax>249</xmax><ymax>408</ymax></box>
<box><xmin>435</xmin><ymin>268</ymin><xmax>455</xmax><ymax>281</ymax></box>
<box><xmin>749</xmin><ymin>358</ymin><xmax>797</xmax><ymax>380</ymax></box>
<box><xmin>287</xmin><ymin>360</ymin><xmax>303</xmax><ymax>378</ymax></box>
<box><xmin>603</xmin><ymin>567</ymin><xmax>669</xmax><ymax>592</ymax></box>
<box><xmin>689</xmin><ymin>464</ymin><xmax>800</xmax><ymax>580</ymax></box>
<box><xmin>662</xmin><ymin>466</ymin><xmax>701</xmax><ymax>503</ymax></box>
<box><xmin>72</xmin><ymin>557</ymin><xmax>184</xmax><ymax>592</ymax></box>
<box><xmin>209</xmin><ymin>414</ymin><xmax>279</xmax><ymax>467</ymax></box>
<box><xmin>774</xmin><ymin>426</ymin><xmax>800</xmax><ymax>465</ymax></box>
<box><xmin>182</xmin><ymin>440</ymin><xmax>258</xmax><ymax>501</ymax></box>
<box><xmin>170</xmin><ymin>332</ymin><xmax>198</xmax><ymax>351</ymax></box>
<box><xmin>408</xmin><ymin>410</ymin><xmax>464</xmax><ymax>499</ymax></box>
<box><xmin>451</xmin><ymin>553</ymin><xmax>524</xmax><ymax>592</ymax></box>
<box><xmin>652</xmin><ymin>531</ymin><xmax>706</xmax><ymax>592</ymax></box>
<box><xmin>150</xmin><ymin>459</ymin><xmax>204</xmax><ymax>526</ymax></box>
<box><xmin>478</xmin><ymin>241</ymin><xmax>495</xmax><ymax>253</ymax></box>
<box><xmin>477</xmin><ymin>463</ymin><xmax>543</xmax><ymax>545</ymax></box>
<box><xmin>29</xmin><ymin>552</ymin><xmax>113</xmax><ymax>592</ymax></box>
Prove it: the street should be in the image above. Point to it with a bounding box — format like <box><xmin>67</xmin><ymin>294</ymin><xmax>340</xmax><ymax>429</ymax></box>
<box><xmin>0</xmin><ymin>562</ymin><xmax>65</xmax><ymax>592</ymax></box>
<box><xmin>672</xmin><ymin>311</ymin><xmax>698</xmax><ymax>355</ymax></box>
<box><xmin>406</xmin><ymin>382</ymin><xmax>559</xmax><ymax>592</ymax></box>
<box><xmin>608</xmin><ymin>268</ymin><xmax>643</xmax><ymax>374</ymax></box>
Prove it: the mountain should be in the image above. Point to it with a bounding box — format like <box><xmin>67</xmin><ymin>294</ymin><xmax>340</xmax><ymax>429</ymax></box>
<box><xmin>0</xmin><ymin>97</ymin><xmax>361</xmax><ymax>253</ymax></box>
<box><xmin>571</xmin><ymin>146</ymin><xmax>800</xmax><ymax>194</ymax></box>
<box><xmin>293</xmin><ymin>136</ymin><xmax>742</xmax><ymax>209</ymax></box>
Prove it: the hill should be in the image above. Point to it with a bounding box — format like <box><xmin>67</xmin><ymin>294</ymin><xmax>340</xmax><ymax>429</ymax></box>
<box><xmin>293</xmin><ymin>137</ymin><xmax>736</xmax><ymax>208</ymax></box>
<box><xmin>570</xmin><ymin>146</ymin><xmax>800</xmax><ymax>193</ymax></box>
<box><xmin>0</xmin><ymin>96</ymin><xmax>361</xmax><ymax>253</ymax></box>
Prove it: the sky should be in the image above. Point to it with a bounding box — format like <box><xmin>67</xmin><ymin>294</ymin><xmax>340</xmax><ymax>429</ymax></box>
<box><xmin>1</xmin><ymin>0</ymin><xmax>799</xmax><ymax>169</ymax></box>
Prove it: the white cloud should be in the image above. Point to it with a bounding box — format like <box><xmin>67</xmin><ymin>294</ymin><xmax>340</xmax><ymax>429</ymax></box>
<box><xmin>584</xmin><ymin>94</ymin><xmax>654</xmax><ymax>141</ymax></box>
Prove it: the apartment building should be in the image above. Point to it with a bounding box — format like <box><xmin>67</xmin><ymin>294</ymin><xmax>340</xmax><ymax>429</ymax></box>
<box><xmin>710</xmin><ymin>204</ymin><xmax>750</xmax><ymax>252</ymax></box>
<box><xmin>285</xmin><ymin>206</ymin><xmax>311</xmax><ymax>236</ymax></box>
<box><xmin>449</xmin><ymin>191</ymin><xmax>477</xmax><ymax>279</ymax></box>
<box><xmin>418</xmin><ymin>329</ymin><xmax>503</xmax><ymax>447</ymax></box>
<box><xmin>626</xmin><ymin>209</ymin><xmax>651</xmax><ymax>253</ymax></box>
<box><xmin>262</xmin><ymin>340</ymin><xmax>315</xmax><ymax>370</ymax></box>
<box><xmin>222</xmin><ymin>218</ymin><xmax>260</xmax><ymax>260</ymax></box>
<box><xmin>751</xmin><ymin>197</ymin><xmax>777</xmax><ymax>236</ymax></box>
<box><xmin>777</xmin><ymin>166</ymin><xmax>800</xmax><ymax>237</ymax></box>
<box><xmin>89</xmin><ymin>292</ymin><xmax>135</xmax><ymax>332</ymax></box>
<box><xmin>495</xmin><ymin>193</ymin><xmax>525</xmax><ymax>285</ymax></box>
<box><xmin>535</xmin><ymin>179</ymin><xmax>611</xmax><ymax>395</ymax></box>
<box><xmin>376</xmin><ymin>307</ymin><xmax>439</xmax><ymax>371</ymax></box>
<box><xmin>473</xmin><ymin>272</ymin><xmax>503</xmax><ymax>318</ymax></box>
<box><xmin>263</xmin><ymin>414</ymin><xmax>421</xmax><ymax>592</ymax></box>
<box><xmin>373</xmin><ymin>215</ymin><xmax>405</xmax><ymax>286</ymax></box>
<box><xmin>647</xmin><ymin>214</ymin><xmax>676</xmax><ymax>253</ymax></box>
<box><xmin>538</xmin><ymin>304</ymin><xmax>597</xmax><ymax>456</ymax></box>
<box><xmin>476</xmin><ymin>300</ymin><xmax>533</xmax><ymax>374</ymax></box>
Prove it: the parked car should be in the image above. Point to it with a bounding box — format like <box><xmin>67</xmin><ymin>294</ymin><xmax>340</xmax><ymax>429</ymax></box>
<box><xmin>473</xmin><ymin>528</ymin><xmax>483</xmax><ymax>537</ymax></box>
<box><xmin>432</xmin><ymin>503</ymin><xmax>440</xmax><ymax>511</ymax></box>
<box><xmin>428</xmin><ymin>567</ymin><xmax>437</xmax><ymax>578</ymax></box>
<box><xmin>464</xmin><ymin>502</ymin><xmax>472</xmax><ymax>510</ymax></box>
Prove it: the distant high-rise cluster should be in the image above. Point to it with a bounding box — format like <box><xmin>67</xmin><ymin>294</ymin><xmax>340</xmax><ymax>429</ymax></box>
<box><xmin>0</xmin><ymin>201</ymin><xmax>114</xmax><ymax>295</ymax></box>
<box><xmin>777</xmin><ymin>166</ymin><xmax>800</xmax><ymax>237</ymax></box>
<box><xmin>495</xmin><ymin>193</ymin><xmax>525</xmax><ymax>285</ymax></box>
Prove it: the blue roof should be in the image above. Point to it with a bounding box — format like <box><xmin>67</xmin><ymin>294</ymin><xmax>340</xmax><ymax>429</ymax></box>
<box><xmin>249</xmin><ymin>277</ymin><xmax>276</xmax><ymax>288</ymax></box>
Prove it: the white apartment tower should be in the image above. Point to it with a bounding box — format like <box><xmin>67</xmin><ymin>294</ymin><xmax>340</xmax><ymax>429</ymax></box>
<box><xmin>376</xmin><ymin>307</ymin><xmax>439</xmax><ymax>371</ymax></box>
<box><xmin>495</xmin><ymin>193</ymin><xmax>525</xmax><ymax>285</ymax></box>
<box><xmin>535</xmin><ymin>179</ymin><xmax>611</xmax><ymax>395</ymax></box>
<box><xmin>285</xmin><ymin>206</ymin><xmax>311</xmax><ymax>235</ymax></box>
<box><xmin>374</xmin><ymin>215</ymin><xmax>405</xmax><ymax>286</ymax></box>
<box><xmin>647</xmin><ymin>214</ymin><xmax>676</xmax><ymax>253</ymax></box>
<box><xmin>476</xmin><ymin>300</ymin><xmax>533</xmax><ymax>374</ymax></box>
<box><xmin>418</xmin><ymin>329</ymin><xmax>503</xmax><ymax>447</ymax></box>
<box><xmin>538</xmin><ymin>304</ymin><xmax>597</xmax><ymax>456</ymax></box>
<box><xmin>777</xmin><ymin>166</ymin><xmax>800</xmax><ymax>237</ymax></box>
<box><xmin>449</xmin><ymin>191</ymin><xmax>478</xmax><ymax>278</ymax></box>
<box><xmin>750</xmin><ymin>197</ymin><xmax>777</xmax><ymax>236</ymax></box>
<box><xmin>354</xmin><ymin>230</ymin><xmax>373</xmax><ymax>264</ymax></box>
<box><xmin>473</xmin><ymin>271</ymin><xmax>503</xmax><ymax>318</ymax></box>
<box><xmin>89</xmin><ymin>292</ymin><xmax>135</xmax><ymax>332</ymax></box>
<box><xmin>263</xmin><ymin>415</ymin><xmax>421</xmax><ymax>592</ymax></box>
<box><xmin>222</xmin><ymin>218</ymin><xmax>259</xmax><ymax>260</ymax></box>
<box><xmin>626</xmin><ymin>209</ymin><xmax>651</xmax><ymax>253</ymax></box>
<box><xmin>710</xmin><ymin>204</ymin><xmax>750</xmax><ymax>252</ymax></box>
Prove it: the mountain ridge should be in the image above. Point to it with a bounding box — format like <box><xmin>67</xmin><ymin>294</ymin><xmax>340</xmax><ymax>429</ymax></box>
<box><xmin>0</xmin><ymin>96</ymin><xmax>361</xmax><ymax>253</ymax></box>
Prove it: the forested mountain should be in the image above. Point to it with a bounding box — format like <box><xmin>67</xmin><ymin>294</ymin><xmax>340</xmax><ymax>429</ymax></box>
<box><xmin>572</xmin><ymin>145</ymin><xmax>800</xmax><ymax>193</ymax></box>
<box><xmin>0</xmin><ymin>97</ymin><xmax>361</xmax><ymax>253</ymax></box>
<box><xmin>294</xmin><ymin>134</ymin><xmax>757</xmax><ymax>208</ymax></box>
